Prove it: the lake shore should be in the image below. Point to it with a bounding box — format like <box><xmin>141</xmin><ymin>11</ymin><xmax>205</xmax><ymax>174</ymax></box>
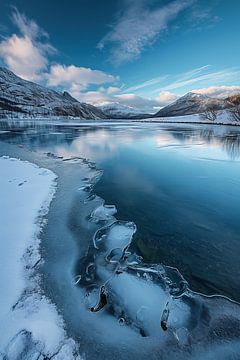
<box><xmin>0</xmin><ymin>155</ymin><xmax>83</xmax><ymax>359</ymax></box>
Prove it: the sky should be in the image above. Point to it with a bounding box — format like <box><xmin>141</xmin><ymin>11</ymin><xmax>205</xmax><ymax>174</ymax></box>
<box><xmin>0</xmin><ymin>0</ymin><xmax>240</xmax><ymax>112</ymax></box>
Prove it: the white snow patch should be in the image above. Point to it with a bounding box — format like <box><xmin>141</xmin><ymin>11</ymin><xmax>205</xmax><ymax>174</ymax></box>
<box><xmin>0</xmin><ymin>156</ymin><xmax>81</xmax><ymax>359</ymax></box>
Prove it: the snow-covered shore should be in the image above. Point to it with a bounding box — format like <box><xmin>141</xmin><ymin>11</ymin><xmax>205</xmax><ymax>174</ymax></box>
<box><xmin>1</xmin><ymin>110</ymin><xmax>240</xmax><ymax>127</ymax></box>
<box><xmin>0</xmin><ymin>156</ymin><xmax>81</xmax><ymax>359</ymax></box>
<box><xmin>142</xmin><ymin>111</ymin><xmax>240</xmax><ymax>126</ymax></box>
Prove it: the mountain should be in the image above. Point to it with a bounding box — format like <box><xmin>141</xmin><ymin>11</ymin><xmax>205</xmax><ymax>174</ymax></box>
<box><xmin>226</xmin><ymin>94</ymin><xmax>240</xmax><ymax>106</ymax></box>
<box><xmin>0</xmin><ymin>67</ymin><xmax>106</xmax><ymax>119</ymax></box>
<box><xmin>99</xmin><ymin>102</ymin><xmax>152</xmax><ymax>119</ymax></box>
<box><xmin>154</xmin><ymin>92</ymin><xmax>230</xmax><ymax>117</ymax></box>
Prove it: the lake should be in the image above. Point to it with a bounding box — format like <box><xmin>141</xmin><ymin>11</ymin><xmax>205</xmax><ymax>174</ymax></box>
<box><xmin>1</xmin><ymin>120</ymin><xmax>240</xmax><ymax>359</ymax></box>
<box><xmin>1</xmin><ymin>120</ymin><xmax>240</xmax><ymax>299</ymax></box>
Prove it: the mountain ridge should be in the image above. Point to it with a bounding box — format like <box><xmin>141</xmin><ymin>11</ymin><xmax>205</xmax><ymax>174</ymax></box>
<box><xmin>154</xmin><ymin>91</ymin><xmax>232</xmax><ymax>117</ymax></box>
<box><xmin>98</xmin><ymin>102</ymin><xmax>152</xmax><ymax>119</ymax></box>
<box><xmin>0</xmin><ymin>66</ymin><xmax>106</xmax><ymax>119</ymax></box>
<box><xmin>0</xmin><ymin>67</ymin><xmax>239</xmax><ymax>120</ymax></box>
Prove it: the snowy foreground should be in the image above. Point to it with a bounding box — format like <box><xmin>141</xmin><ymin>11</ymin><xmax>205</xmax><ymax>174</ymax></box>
<box><xmin>0</xmin><ymin>157</ymin><xmax>81</xmax><ymax>360</ymax></box>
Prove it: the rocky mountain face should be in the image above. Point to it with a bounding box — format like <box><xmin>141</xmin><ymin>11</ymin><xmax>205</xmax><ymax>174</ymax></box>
<box><xmin>226</xmin><ymin>94</ymin><xmax>240</xmax><ymax>106</ymax></box>
<box><xmin>99</xmin><ymin>102</ymin><xmax>152</xmax><ymax>119</ymax></box>
<box><xmin>0</xmin><ymin>67</ymin><xmax>106</xmax><ymax>119</ymax></box>
<box><xmin>154</xmin><ymin>92</ymin><xmax>231</xmax><ymax>117</ymax></box>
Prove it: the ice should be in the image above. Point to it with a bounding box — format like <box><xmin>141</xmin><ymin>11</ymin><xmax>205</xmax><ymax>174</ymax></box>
<box><xmin>75</xmin><ymin>192</ymin><xmax>240</xmax><ymax>358</ymax></box>
<box><xmin>93</xmin><ymin>221</ymin><xmax>136</xmax><ymax>253</ymax></box>
<box><xmin>90</xmin><ymin>203</ymin><xmax>117</xmax><ymax>223</ymax></box>
<box><xmin>0</xmin><ymin>157</ymin><xmax>81</xmax><ymax>359</ymax></box>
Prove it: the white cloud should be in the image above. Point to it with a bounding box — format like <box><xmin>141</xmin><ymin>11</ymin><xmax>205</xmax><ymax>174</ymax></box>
<box><xmin>47</xmin><ymin>64</ymin><xmax>117</xmax><ymax>89</ymax></box>
<box><xmin>156</xmin><ymin>90</ymin><xmax>179</xmax><ymax>105</ymax></box>
<box><xmin>159</xmin><ymin>66</ymin><xmax>240</xmax><ymax>92</ymax></box>
<box><xmin>188</xmin><ymin>5</ymin><xmax>221</xmax><ymax>30</ymax></box>
<box><xmin>74</xmin><ymin>90</ymin><xmax>110</xmax><ymax>105</ymax></box>
<box><xmin>106</xmin><ymin>86</ymin><xmax>121</xmax><ymax>94</ymax></box>
<box><xmin>11</xmin><ymin>8</ymin><xmax>49</xmax><ymax>40</ymax></box>
<box><xmin>98</xmin><ymin>0</ymin><xmax>192</xmax><ymax>65</ymax></box>
<box><xmin>0</xmin><ymin>9</ymin><xmax>118</xmax><ymax>92</ymax></box>
<box><xmin>123</xmin><ymin>66</ymin><xmax>240</xmax><ymax>101</ymax></box>
<box><xmin>125</xmin><ymin>75</ymin><xmax>168</xmax><ymax>93</ymax></box>
<box><xmin>123</xmin><ymin>65</ymin><xmax>213</xmax><ymax>96</ymax></box>
<box><xmin>115</xmin><ymin>93</ymin><xmax>157</xmax><ymax>110</ymax></box>
<box><xmin>192</xmin><ymin>86</ymin><xmax>240</xmax><ymax>98</ymax></box>
<box><xmin>0</xmin><ymin>8</ymin><xmax>55</xmax><ymax>81</ymax></box>
<box><xmin>73</xmin><ymin>87</ymin><xmax>178</xmax><ymax>113</ymax></box>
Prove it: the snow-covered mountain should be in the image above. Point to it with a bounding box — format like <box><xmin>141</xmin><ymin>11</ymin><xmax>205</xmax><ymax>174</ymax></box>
<box><xmin>226</xmin><ymin>94</ymin><xmax>240</xmax><ymax>106</ymax></box>
<box><xmin>99</xmin><ymin>102</ymin><xmax>152</xmax><ymax>119</ymax></box>
<box><xmin>154</xmin><ymin>92</ymin><xmax>230</xmax><ymax>117</ymax></box>
<box><xmin>0</xmin><ymin>67</ymin><xmax>106</xmax><ymax>119</ymax></box>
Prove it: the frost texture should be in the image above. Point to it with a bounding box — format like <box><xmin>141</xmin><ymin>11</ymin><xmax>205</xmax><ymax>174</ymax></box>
<box><xmin>75</xmin><ymin>185</ymin><xmax>240</xmax><ymax>358</ymax></box>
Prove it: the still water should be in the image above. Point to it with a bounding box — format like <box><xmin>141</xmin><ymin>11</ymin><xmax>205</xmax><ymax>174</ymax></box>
<box><xmin>1</xmin><ymin>120</ymin><xmax>240</xmax><ymax>302</ymax></box>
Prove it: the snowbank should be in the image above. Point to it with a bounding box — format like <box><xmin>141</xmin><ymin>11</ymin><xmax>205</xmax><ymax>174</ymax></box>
<box><xmin>0</xmin><ymin>156</ymin><xmax>81</xmax><ymax>359</ymax></box>
<box><xmin>144</xmin><ymin>111</ymin><xmax>240</xmax><ymax>126</ymax></box>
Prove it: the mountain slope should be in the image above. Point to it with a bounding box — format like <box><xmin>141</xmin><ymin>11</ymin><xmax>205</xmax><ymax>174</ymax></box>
<box><xmin>99</xmin><ymin>102</ymin><xmax>152</xmax><ymax>119</ymax></box>
<box><xmin>0</xmin><ymin>67</ymin><xmax>106</xmax><ymax>119</ymax></box>
<box><xmin>154</xmin><ymin>92</ymin><xmax>230</xmax><ymax>117</ymax></box>
<box><xmin>226</xmin><ymin>94</ymin><xmax>240</xmax><ymax>106</ymax></box>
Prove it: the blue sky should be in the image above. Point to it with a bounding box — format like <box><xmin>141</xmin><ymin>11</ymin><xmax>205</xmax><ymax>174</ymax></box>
<box><xmin>0</xmin><ymin>0</ymin><xmax>239</xmax><ymax>112</ymax></box>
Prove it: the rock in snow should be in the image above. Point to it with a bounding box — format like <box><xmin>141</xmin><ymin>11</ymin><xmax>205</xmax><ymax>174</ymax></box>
<box><xmin>0</xmin><ymin>156</ymin><xmax>81</xmax><ymax>359</ymax></box>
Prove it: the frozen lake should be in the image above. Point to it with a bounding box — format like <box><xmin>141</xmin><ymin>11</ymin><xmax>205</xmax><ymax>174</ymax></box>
<box><xmin>1</xmin><ymin>119</ymin><xmax>240</xmax><ymax>359</ymax></box>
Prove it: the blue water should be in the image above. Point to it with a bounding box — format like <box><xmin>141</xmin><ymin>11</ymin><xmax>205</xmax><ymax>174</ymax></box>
<box><xmin>1</xmin><ymin>121</ymin><xmax>240</xmax><ymax>301</ymax></box>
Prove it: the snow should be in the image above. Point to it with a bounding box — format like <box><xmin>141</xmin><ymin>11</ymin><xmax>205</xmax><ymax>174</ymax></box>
<box><xmin>100</xmin><ymin>102</ymin><xmax>140</xmax><ymax>113</ymax></box>
<box><xmin>146</xmin><ymin>111</ymin><xmax>240</xmax><ymax>126</ymax></box>
<box><xmin>0</xmin><ymin>66</ymin><xmax>105</xmax><ymax>120</ymax></box>
<box><xmin>99</xmin><ymin>102</ymin><xmax>142</xmax><ymax>117</ymax></box>
<box><xmin>0</xmin><ymin>156</ymin><xmax>81</xmax><ymax>359</ymax></box>
<box><xmin>155</xmin><ymin>92</ymin><xmax>229</xmax><ymax>117</ymax></box>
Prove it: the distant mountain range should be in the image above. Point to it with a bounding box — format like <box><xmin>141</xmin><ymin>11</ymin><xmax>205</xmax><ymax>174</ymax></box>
<box><xmin>98</xmin><ymin>102</ymin><xmax>152</xmax><ymax>119</ymax></box>
<box><xmin>0</xmin><ymin>66</ymin><xmax>238</xmax><ymax>120</ymax></box>
<box><xmin>0</xmin><ymin>67</ymin><xmax>106</xmax><ymax>119</ymax></box>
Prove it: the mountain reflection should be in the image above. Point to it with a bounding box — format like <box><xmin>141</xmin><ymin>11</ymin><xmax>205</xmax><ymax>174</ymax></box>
<box><xmin>0</xmin><ymin>120</ymin><xmax>240</xmax><ymax>160</ymax></box>
<box><xmin>164</xmin><ymin>125</ymin><xmax>240</xmax><ymax>160</ymax></box>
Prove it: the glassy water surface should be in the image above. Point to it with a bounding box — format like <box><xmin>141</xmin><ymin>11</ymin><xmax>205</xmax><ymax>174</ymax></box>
<box><xmin>1</xmin><ymin>120</ymin><xmax>240</xmax><ymax>302</ymax></box>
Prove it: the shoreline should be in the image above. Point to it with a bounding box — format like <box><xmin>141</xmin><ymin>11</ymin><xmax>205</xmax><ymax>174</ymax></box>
<box><xmin>134</xmin><ymin>119</ymin><xmax>240</xmax><ymax>126</ymax></box>
<box><xmin>0</xmin><ymin>113</ymin><xmax>240</xmax><ymax>126</ymax></box>
<box><xmin>1</xmin><ymin>115</ymin><xmax>240</xmax><ymax>127</ymax></box>
<box><xmin>0</xmin><ymin>155</ymin><xmax>82</xmax><ymax>359</ymax></box>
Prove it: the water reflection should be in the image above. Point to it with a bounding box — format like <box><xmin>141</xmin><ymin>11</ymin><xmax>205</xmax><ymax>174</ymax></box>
<box><xmin>1</xmin><ymin>120</ymin><xmax>240</xmax><ymax>300</ymax></box>
<box><xmin>223</xmin><ymin>134</ymin><xmax>240</xmax><ymax>159</ymax></box>
<box><xmin>166</xmin><ymin>126</ymin><xmax>240</xmax><ymax>160</ymax></box>
<box><xmin>1</xmin><ymin>120</ymin><xmax>240</xmax><ymax>160</ymax></box>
